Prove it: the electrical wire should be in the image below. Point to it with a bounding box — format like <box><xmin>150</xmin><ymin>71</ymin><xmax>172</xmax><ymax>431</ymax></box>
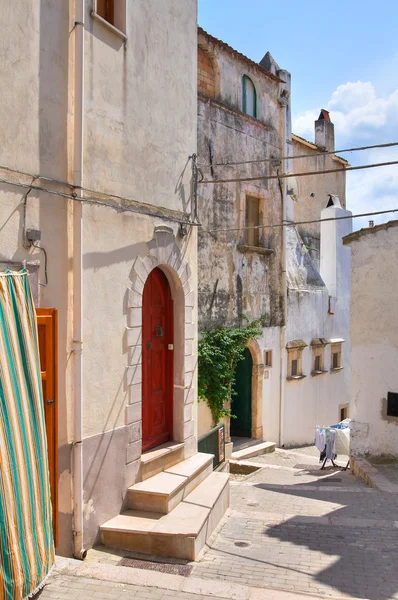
<box><xmin>204</xmin><ymin>207</ymin><xmax>398</xmax><ymax>234</ymax></box>
<box><xmin>0</xmin><ymin>176</ymin><xmax>198</xmax><ymax>226</ymax></box>
<box><xmin>32</xmin><ymin>242</ymin><xmax>48</xmax><ymax>286</ymax></box>
<box><xmin>198</xmin><ymin>141</ymin><xmax>398</xmax><ymax>168</ymax></box>
<box><xmin>0</xmin><ymin>159</ymin><xmax>199</xmax><ymax>225</ymax></box>
<box><xmin>199</xmin><ymin>160</ymin><xmax>398</xmax><ymax>185</ymax></box>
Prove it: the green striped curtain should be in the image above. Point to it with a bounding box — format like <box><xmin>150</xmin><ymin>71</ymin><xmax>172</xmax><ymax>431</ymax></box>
<box><xmin>0</xmin><ymin>270</ymin><xmax>54</xmax><ymax>600</ymax></box>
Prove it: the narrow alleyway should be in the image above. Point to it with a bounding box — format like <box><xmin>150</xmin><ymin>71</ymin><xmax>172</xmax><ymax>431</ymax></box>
<box><xmin>193</xmin><ymin>447</ymin><xmax>398</xmax><ymax>599</ymax></box>
<box><xmin>38</xmin><ymin>447</ymin><xmax>398</xmax><ymax>600</ymax></box>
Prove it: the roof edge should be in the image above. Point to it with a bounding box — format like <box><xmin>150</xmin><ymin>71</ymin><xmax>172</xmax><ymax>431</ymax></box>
<box><xmin>343</xmin><ymin>220</ymin><xmax>398</xmax><ymax>245</ymax></box>
<box><xmin>198</xmin><ymin>27</ymin><xmax>283</xmax><ymax>84</ymax></box>
<box><xmin>292</xmin><ymin>133</ymin><xmax>350</xmax><ymax>166</ymax></box>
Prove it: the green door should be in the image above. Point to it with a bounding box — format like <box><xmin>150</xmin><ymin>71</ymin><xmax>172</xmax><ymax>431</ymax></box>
<box><xmin>231</xmin><ymin>347</ymin><xmax>252</xmax><ymax>438</ymax></box>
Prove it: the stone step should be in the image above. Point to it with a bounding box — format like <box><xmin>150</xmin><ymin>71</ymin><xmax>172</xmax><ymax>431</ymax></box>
<box><xmin>101</xmin><ymin>471</ymin><xmax>230</xmax><ymax>561</ymax></box>
<box><xmin>141</xmin><ymin>441</ymin><xmax>185</xmax><ymax>481</ymax></box>
<box><xmin>231</xmin><ymin>440</ymin><xmax>276</xmax><ymax>460</ymax></box>
<box><xmin>127</xmin><ymin>453</ymin><xmax>214</xmax><ymax>514</ymax></box>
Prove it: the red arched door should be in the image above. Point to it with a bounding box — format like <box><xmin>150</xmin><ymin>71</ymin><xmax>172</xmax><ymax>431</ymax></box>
<box><xmin>142</xmin><ymin>268</ymin><xmax>174</xmax><ymax>452</ymax></box>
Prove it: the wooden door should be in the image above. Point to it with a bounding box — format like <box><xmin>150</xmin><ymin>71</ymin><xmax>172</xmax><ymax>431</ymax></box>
<box><xmin>142</xmin><ymin>268</ymin><xmax>174</xmax><ymax>452</ymax></box>
<box><xmin>36</xmin><ymin>308</ymin><xmax>58</xmax><ymax>547</ymax></box>
<box><xmin>231</xmin><ymin>347</ymin><xmax>252</xmax><ymax>439</ymax></box>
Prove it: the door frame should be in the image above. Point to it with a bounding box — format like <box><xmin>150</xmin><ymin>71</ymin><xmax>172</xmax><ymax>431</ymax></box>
<box><xmin>142</xmin><ymin>267</ymin><xmax>174</xmax><ymax>452</ymax></box>
<box><xmin>36</xmin><ymin>308</ymin><xmax>58</xmax><ymax>547</ymax></box>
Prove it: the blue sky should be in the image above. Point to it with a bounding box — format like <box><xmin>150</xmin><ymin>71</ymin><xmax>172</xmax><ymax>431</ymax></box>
<box><xmin>198</xmin><ymin>0</ymin><xmax>398</xmax><ymax>230</ymax></box>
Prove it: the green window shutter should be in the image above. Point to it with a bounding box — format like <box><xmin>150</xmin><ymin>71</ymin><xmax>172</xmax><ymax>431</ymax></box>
<box><xmin>242</xmin><ymin>75</ymin><xmax>257</xmax><ymax>118</ymax></box>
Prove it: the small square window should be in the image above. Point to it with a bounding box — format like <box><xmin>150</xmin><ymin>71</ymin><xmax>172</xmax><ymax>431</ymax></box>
<box><xmin>387</xmin><ymin>392</ymin><xmax>398</xmax><ymax>418</ymax></box>
<box><xmin>330</xmin><ymin>342</ymin><xmax>342</xmax><ymax>370</ymax></box>
<box><xmin>340</xmin><ymin>405</ymin><xmax>349</xmax><ymax>421</ymax></box>
<box><xmin>93</xmin><ymin>0</ymin><xmax>127</xmax><ymax>35</ymax></box>
<box><xmin>311</xmin><ymin>340</ymin><xmax>326</xmax><ymax>375</ymax></box>
<box><xmin>97</xmin><ymin>0</ymin><xmax>114</xmax><ymax>24</ymax></box>
<box><xmin>286</xmin><ymin>341</ymin><xmax>306</xmax><ymax>379</ymax></box>
<box><xmin>264</xmin><ymin>350</ymin><xmax>272</xmax><ymax>367</ymax></box>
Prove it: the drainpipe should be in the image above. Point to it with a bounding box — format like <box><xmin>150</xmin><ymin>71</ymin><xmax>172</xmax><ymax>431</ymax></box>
<box><xmin>72</xmin><ymin>0</ymin><xmax>86</xmax><ymax>560</ymax></box>
<box><xmin>278</xmin><ymin>70</ymin><xmax>292</xmax><ymax>448</ymax></box>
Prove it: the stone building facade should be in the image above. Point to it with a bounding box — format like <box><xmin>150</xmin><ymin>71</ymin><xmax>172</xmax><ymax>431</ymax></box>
<box><xmin>344</xmin><ymin>221</ymin><xmax>398</xmax><ymax>458</ymax></box>
<box><xmin>197</xmin><ymin>28</ymin><xmax>286</xmax><ymax>443</ymax></box>
<box><xmin>197</xmin><ymin>29</ymin><xmax>352</xmax><ymax>448</ymax></box>
<box><xmin>0</xmin><ymin>0</ymin><xmax>230</xmax><ymax>562</ymax></box>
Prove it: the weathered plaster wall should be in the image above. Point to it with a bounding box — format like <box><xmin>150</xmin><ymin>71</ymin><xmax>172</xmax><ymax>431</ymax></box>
<box><xmin>292</xmin><ymin>136</ymin><xmax>346</xmax><ymax>248</ymax></box>
<box><xmin>346</xmin><ymin>223</ymin><xmax>398</xmax><ymax>457</ymax></box>
<box><xmin>0</xmin><ymin>0</ymin><xmax>74</xmax><ymax>556</ymax></box>
<box><xmin>197</xmin><ymin>32</ymin><xmax>287</xmax><ymax>447</ymax></box>
<box><xmin>0</xmin><ymin>0</ymin><xmax>198</xmax><ymax>554</ymax></box>
<box><xmin>80</xmin><ymin>0</ymin><xmax>198</xmax><ymax>546</ymax></box>
<box><xmin>197</xmin><ymin>101</ymin><xmax>284</xmax><ymax>327</ymax></box>
<box><xmin>284</xmin><ymin>203</ymin><xmax>352</xmax><ymax>447</ymax></box>
<box><xmin>84</xmin><ymin>0</ymin><xmax>196</xmax><ymax>214</ymax></box>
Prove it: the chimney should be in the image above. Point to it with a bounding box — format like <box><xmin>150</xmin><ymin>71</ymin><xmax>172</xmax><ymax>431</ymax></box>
<box><xmin>320</xmin><ymin>196</ymin><xmax>352</xmax><ymax>299</ymax></box>
<box><xmin>315</xmin><ymin>109</ymin><xmax>335</xmax><ymax>152</ymax></box>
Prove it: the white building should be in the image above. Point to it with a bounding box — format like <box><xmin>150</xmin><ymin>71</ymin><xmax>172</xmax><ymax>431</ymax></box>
<box><xmin>197</xmin><ymin>31</ymin><xmax>352</xmax><ymax>449</ymax></box>
<box><xmin>0</xmin><ymin>1</ymin><xmax>229</xmax><ymax>561</ymax></box>
<box><xmin>344</xmin><ymin>220</ymin><xmax>398</xmax><ymax>458</ymax></box>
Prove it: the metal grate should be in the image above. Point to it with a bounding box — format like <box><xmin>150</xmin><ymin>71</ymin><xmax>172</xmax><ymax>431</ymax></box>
<box><xmin>119</xmin><ymin>557</ymin><xmax>193</xmax><ymax>576</ymax></box>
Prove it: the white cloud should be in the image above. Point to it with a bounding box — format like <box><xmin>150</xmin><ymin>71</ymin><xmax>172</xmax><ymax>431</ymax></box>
<box><xmin>328</xmin><ymin>81</ymin><xmax>376</xmax><ymax>112</ymax></box>
<box><xmin>293</xmin><ymin>81</ymin><xmax>398</xmax><ymax>145</ymax></box>
<box><xmin>293</xmin><ymin>81</ymin><xmax>398</xmax><ymax>230</ymax></box>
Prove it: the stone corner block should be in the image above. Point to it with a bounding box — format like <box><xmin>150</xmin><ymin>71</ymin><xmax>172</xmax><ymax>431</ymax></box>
<box><xmin>125</xmin><ymin>402</ymin><xmax>142</xmax><ymax>426</ymax></box>
<box><xmin>127</xmin><ymin>288</ymin><xmax>143</xmax><ymax>308</ymax></box>
<box><xmin>126</xmin><ymin>440</ymin><xmax>142</xmax><ymax>464</ymax></box>
<box><xmin>126</xmin><ymin>327</ymin><xmax>142</xmax><ymax>347</ymax></box>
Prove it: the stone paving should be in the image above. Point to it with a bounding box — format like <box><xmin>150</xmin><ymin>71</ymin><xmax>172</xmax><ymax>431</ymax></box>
<box><xmin>193</xmin><ymin>448</ymin><xmax>398</xmax><ymax>600</ymax></box>
<box><xmin>38</xmin><ymin>447</ymin><xmax>398</xmax><ymax>600</ymax></box>
<box><xmin>38</xmin><ymin>573</ymin><xmax>227</xmax><ymax>600</ymax></box>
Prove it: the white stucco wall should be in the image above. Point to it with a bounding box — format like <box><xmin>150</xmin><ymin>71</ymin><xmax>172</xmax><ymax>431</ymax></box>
<box><xmin>84</xmin><ymin>0</ymin><xmax>196</xmax><ymax>213</ymax></box>
<box><xmin>345</xmin><ymin>222</ymin><xmax>398</xmax><ymax>457</ymax></box>
<box><xmin>0</xmin><ymin>0</ymin><xmax>198</xmax><ymax>553</ymax></box>
<box><xmin>283</xmin><ymin>204</ymin><xmax>352</xmax><ymax>447</ymax></box>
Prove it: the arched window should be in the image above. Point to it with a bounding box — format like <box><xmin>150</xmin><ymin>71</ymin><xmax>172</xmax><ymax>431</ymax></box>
<box><xmin>198</xmin><ymin>47</ymin><xmax>216</xmax><ymax>98</ymax></box>
<box><xmin>242</xmin><ymin>75</ymin><xmax>257</xmax><ymax>118</ymax></box>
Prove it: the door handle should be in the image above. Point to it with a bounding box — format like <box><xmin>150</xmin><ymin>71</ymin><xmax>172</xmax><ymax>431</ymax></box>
<box><xmin>47</xmin><ymin>399</ymin><xmax>54</xmax><ymax>405</ymax></box>
<box><xmin>155</xmin><ymin>324</ymin><xmax>164</xmax><ymax>337</ymax></box>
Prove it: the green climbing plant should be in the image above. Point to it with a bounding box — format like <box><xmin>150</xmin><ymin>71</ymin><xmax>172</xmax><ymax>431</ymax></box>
<box><xmin>198</xmin><ymin>317</ymin><xmax>265</xmax><ymax>426</ymax></box>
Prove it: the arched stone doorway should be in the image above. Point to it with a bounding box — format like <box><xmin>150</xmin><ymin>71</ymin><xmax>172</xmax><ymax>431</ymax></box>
<box><xmin>142</xmin><ymin>267</ymin><xmax>174</xmax><ymax>452</ymax></box>
<box><xmin>230</xmin><ymin>347</ymin><xmax>253</xmax><ymax>438</ymax></box>
<box><xmin>227</xmin><ymin>339</ymin><xmax>264</xmax><ymax>445</ymax></box>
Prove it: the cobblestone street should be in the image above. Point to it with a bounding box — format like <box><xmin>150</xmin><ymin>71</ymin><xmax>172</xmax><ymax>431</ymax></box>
<box><xmin>38</xmin><ymin>448</ymin><xmax>398</xmax><ymax>600</ymax></box>
<box><xmin>193</xmin><ymin>448</ymin><xmax>398</xmax><ymax>599</ymax></box>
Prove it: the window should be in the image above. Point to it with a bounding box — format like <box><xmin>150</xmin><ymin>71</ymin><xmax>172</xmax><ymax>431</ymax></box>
<box><xmin>245</xmin><ymin>196</ymin><xmax>260</xmax><ymax>246</ymax></box>
<box><xmin>264</xmin><ymin>350</ymin><xmax>272</xmax><ymax>367</ymax></box>
<box><xmin>330</xmin><ymin>342</ymin><xmax>343</xmax><ymax>370</ymax></box>
<box><xmin>387</xmin><ymin>392</ymin><xmax>398</xmax><ymax>418</ymax></box>
<box><xmin>242</xmin><ymin>75</ymin><xmax>257</xmax><ymax>118</ymax></box>
<box><xmin>291</xmin><ymin>359</ymin><xmax>298</xmax><ymax>377</ymax></box>
<box><xmin>93</xmin><ymin>0</ymin><xmax>127</xmax><ymax>36</ymax></box>
<box><xmin>286</xmin><ymin>340</ymin><xmax>307</xmax><ymax>379</ymax></box>
<box><xmin>310</xmin><ymin>339</ymin><xmax>327</xmax><ymax>375</ymax></box>
<box><xmin>97</xmin><ymin>0</ymin><xmax>114</xmax><ymax>24</ymax></box>
<box><xmin>340</xmin><ymin>405</ymin><xmax>349</xmax><ymax>421</ymax></box>
<box><xmin>198</xmin><ymin>47</ymin><xmax>216</xmax><ymax>98</ymax></box>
